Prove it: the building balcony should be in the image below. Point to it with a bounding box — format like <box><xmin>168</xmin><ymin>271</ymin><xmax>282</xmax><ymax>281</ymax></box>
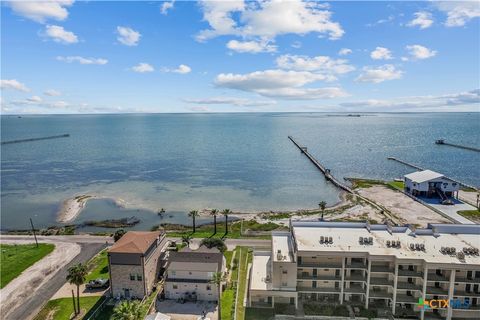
<box><xmin>297</xmin><ymin>274</ymin><xmax>341</xmax><ymax>281</ymax></box>
<box><xmin>427</xmin><ymin>273</ymin><xmax>450</xmax><ymax>282</ymax></box>
<box><xmin>398</xmin><ymin>269</ymin><xmax>424</xmax><ymax>278</ymax></box>
<box><xmin>454</xmin><ymin>277</ymin><xmax>480</xmax><ymax>284</ymax></box>
<box><xmin>369</xmin><ymin>290</ymin><xmax>393</xmax><ymax>299</ymax></box>
<box><xmin>344</xmin><ymin>286</ymin><xmax>366</xmax><ymax>294</ymax></box>
<box><xmin>454</xmin><ymin>291</ymin><xmax>480</xmax><ymax>297</ymax></box>
<box><xmin>396</xmin><ymin>282</ymin><xmax>422</xmax><ymax>291</ymax></box>
<box><xmin>395</xmin><ymin>294</ymin><xmax>419</xmax><ymax>304</ymax></box>
<box><xmin>298</xmin><ymin>262</ymin><xmax>342</xmax><ymax>269</ymax></box>
<box><xmin>345</xmin><ymin>261</ymin><xmax>367</xmax><ymax>270</ymax></box>
<box><xmin>345</xmin><ymin>274</ymin><xmax>367</xmax><ymax>282</ymax></box>
<box><xmin>370</xmin><ymin>265</ymin><xmax>394</xmax><ymax>273</ymax></box>
<box><xmin>370</xmin><ymin>278</ymin><xmax>393</xmax><ymax>286</ymax></box>
<box><xmin>297</xmin><ymin>286</ymin><xmax>341</xmax><ymax>293</ymax></box>
<box><xmin>426</xmin><ymin>286</ymin><xmax>449</xmax><ymax>295</ymax></box>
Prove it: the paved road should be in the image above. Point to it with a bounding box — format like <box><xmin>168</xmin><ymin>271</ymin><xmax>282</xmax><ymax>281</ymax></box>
<box><xmin>0</xmin><ymin>236</ymin><xmax>109</xmax><ymax>320</ymax></box>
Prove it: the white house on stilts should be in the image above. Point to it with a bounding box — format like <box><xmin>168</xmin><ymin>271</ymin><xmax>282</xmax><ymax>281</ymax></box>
<box><xmin>404</xmin><ymin>170</ymin><xmax>460</xmax><ymax>203</ymax></box>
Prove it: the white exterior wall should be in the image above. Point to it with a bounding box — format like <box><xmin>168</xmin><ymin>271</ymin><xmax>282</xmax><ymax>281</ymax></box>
<box><xmin>165</xmin><ymin>281</ymin><xmax>218</xmax><ymax>301</ymax></box>
<box><xmin>405</xmin><ymin>177</ymin><xmax>459</xmax><ymax>193</ymax></box>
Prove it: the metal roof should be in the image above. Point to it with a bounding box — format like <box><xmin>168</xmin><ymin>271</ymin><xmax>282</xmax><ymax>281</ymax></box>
<box><xmin>404</xmin><ymin>170</ymin><xmax>445</xmax><ymax>183</ymax></box>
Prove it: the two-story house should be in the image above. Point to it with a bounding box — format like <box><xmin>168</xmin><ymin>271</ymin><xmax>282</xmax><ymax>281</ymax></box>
<box><xmin>164</xmin><ymin>246</ymin><xmax>225</xmax><ymax>302</ymax></box>
<box><xmin>108</xmin><ymin>231</ymin><xmax>167</xmax><ymax>299</ymax></box>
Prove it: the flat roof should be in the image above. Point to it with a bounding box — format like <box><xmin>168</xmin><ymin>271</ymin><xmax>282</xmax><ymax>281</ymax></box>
<box><xmin>250</xmin><ymin>252</ymin><xmax>271</xmax><ymax>291</ymax></box>
<box><xmin>291</xmin><ymin>221</ymin><xmax>480</xmax><ymax>266</ymax></box>
<box><xmin>404</xmin><ymin>170</ymin><xmax>444</xmax><ymax>183</ymax></box>
<box><xmin>272</xmin><ymin>231</ymin><xmax>294</xmax><ymax>262</ymax></box>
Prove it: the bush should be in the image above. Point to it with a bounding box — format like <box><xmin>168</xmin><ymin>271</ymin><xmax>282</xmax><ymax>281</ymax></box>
<box><xmin>200</xmin><ymin>238</ymin><xmax>227</xmax><ymax>252</ymax></box>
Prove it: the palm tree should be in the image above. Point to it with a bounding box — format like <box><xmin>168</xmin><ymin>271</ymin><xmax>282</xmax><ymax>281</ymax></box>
<box><xmin>211</xmin><ymin>272</ymin><xmax>225</xmax><ymax>320</ymax></box>
<box><xmin>181</xmin><ymin>233</ymin><xmax>192</xmax><ymax>248</ymax></box>
<box><xmin>189</xmin><ymin>210</ymin><xmax>199</xmax><ymax>233</ymax></box>
<box><xmin>112</xmin><ymin>300</ymin><xmax>144</xmax><ymax>320</ymax></box>
<box><xmin>222</xmin><ymin>209</ymin><xmax>231</xmax><ymax>235</ymax></box>
<box><xmin>211</xmin><ymin>209</ymin><xmax>218</xmax><ymax>234</ymax></box>
<box><xmin>66</xmin><ymin>263</ymin><xmax>88</xmax><ymax>314</ymax></box>
<box><xmin>318</xmin><ymin>201</ymin><xmax>327</xmax><ymax>220</ymax></box>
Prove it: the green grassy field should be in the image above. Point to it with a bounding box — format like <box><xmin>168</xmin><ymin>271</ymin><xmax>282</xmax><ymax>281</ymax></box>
<box><xmin>235</xmin><ymin>247</ymin><xmax>252</xmax><ymax>320</ymax></box>
<box><xmin>387</xmin><ymin>180</ymin><xmax>405</xmax><ymax>190</ymax></box>
<box><xmin>33</xmin><ymin>296</ymin><xmax>104</xmax><ymax>320</ymax></box>
<box><xmin>86</xmin><ymin>249</ymin><xmax>109</xmax><ymax>281</ymax></box>
<box><xmin>221</xmin><ymin>289</ymin><xmax>236</xmax><ymax>320</ymax></box>
<box><xmin>458</xmin><ymin>209</ymin><xmax>480</xmax><ymax>221</ymax></box>
<box><xmin>0</xmin><ymin>243</ymin><xmax>55</xmax><ymax>288</ymax></box>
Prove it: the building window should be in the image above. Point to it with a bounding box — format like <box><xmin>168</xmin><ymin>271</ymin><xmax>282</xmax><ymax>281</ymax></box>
<box><xmin>282</xmin><ymin>270</ymin><xmax>288</xmax><ymax>274</ymax></box>
<box><xmin>171</xmin><ymin>271</ymin><xmax>176</xmax><ymax>276</ymax></box>
<box><xmin>282</xmin><ymin>282</ymin><xmax>287</xmax><ymax>286</ymax></box>
<box><xmin>207</xmin><ymin>285</ymin><xmax>211</xmax><ymax>291</ymax></box>
<box><xmin>137</xmin><ymin>274</ymin><xmax>143</xmax><ymax>281</ymax></box>
<box><xmin>129</xmin><ymin>274</ymin><xmax>135</xmax><ymax>281</ymax></box>
<box><xmin>173</xmin><ymin>284</ymin><xmax>178</xmax><ymax>289</ymax></box>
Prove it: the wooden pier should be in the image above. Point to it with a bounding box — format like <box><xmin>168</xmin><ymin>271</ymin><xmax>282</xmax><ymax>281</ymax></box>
<box><xmin>288</xmin><ymin>136</ymin><xmax>353</xmax><ymax>193</ymax></box>
<box><xmin>1</xmin><ymin>133</ymin><xmax>70</xmax><ymax>145</ymax></box>
<box><xmin>435</xmin><ymin>139</ymin><xmax>480</xmax><ymax>153</ymax></box>
<box><xmin>387</xmin><ymin>156</ymin><xmax>478</xmax><ymax>191</ymax></box>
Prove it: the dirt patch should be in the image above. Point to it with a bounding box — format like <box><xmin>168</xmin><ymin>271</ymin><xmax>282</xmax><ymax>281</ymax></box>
<box><xmin>357</xmin><ymin>185</ymin><xmax>451</xmax><ymax>226</ymax></box>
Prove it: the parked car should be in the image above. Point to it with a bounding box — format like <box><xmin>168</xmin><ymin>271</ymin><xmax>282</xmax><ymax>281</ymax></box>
<box><xmin>86</xmin><ymin>278</ymin><xmax>109</xmax><ymax>289</ymax></box>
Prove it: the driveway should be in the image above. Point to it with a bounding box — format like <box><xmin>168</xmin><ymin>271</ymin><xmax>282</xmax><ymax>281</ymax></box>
<box><xmin>51</xmin><ymin>282</ymin><xmax>109</xmax><ymax>299</ymax></box>
<box><xmin>156</xmin><ymin>300</ymin><xmax>218</xmax><ymax>320</ymax></box>
<box><xmin>417</xmin><ymin>196</ymin><xmax>477</xmax><ymax>224</ymax></box>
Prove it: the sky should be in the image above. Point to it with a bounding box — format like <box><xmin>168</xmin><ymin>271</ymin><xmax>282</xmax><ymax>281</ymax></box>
<box><xmin>1</xmin><ymin>0</ymin><xmax>479</xmax><ymax>114</ymax></box>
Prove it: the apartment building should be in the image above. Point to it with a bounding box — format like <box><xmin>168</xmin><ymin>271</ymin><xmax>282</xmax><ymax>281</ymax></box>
<box><xmin>108</xmin><ymin>231</ymin><xmax>167</xmax><ymax>299</ymax></box>
<box><xmin>248</xmin><ymin>221</ymin><xmax>480</xmax><ymax>320</ymax></box>
<box><xmin>164</xmin><ymin>246</ymin><xmax>225</xmax><ymax>302</ymax></box>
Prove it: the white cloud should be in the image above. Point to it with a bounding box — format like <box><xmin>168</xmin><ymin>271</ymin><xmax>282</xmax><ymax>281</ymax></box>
<box><xmin>44</xmin><ymin>89</ymin><xmax>61</xmax><ymax>96</ymax></box>
<box><xmin>163</xmin><ymin>64</ymin><xmax>191</xmax><ymax>74</ymax></box>
<box><xmin>356</xmin><ymin>64</ymin><xmax>403</xmax><ymax>83</ymax></box>
<box><xmin>276</xmin><ymin>54</ymin><xmax>355</xmax><ymax>76</ymax></box>
<box><xmin>44</xmin><ymin>25</ymin><xmax>78</xmax><ymax>44</ymax></box>
<box><xmin>160</xmin><ymin>0</ymin><xmax>175</xmax><ymax>15</ymax></box>
<box><xmin>366</xmin><ymin>15</ymin><xmax>394</xmax><ymax>27</ymax></box>
<box><xmin>0</xmin><ymin>79</ymin><xmax>30</xmax><ymax>92</ymax></box>
<box><xmin>11</xmin><ymin>96</ymin><xmax>69</xmax><ymax>109</ymax></box>
<box><xmin>214</xmin><ymin>69</ymin><xmax>347</xmax><ymax>100</ymax></box>
<box><xmin>291</xmin><ymin>41</ymin><xmax>302</xmax><ymax>49</ymax></box>
<box><xmin>196</xmin><ymin>0</ymin><xmax>344</xmax><ymax>42</ymax></box>
<box><xmin>184</xmin><ymin>97</ymin><xmax>276</xmax><ymax>107</ymax></box>
<box><xmin>116</xmin><ymin>26</ymin><xmax>141</xmax><ymax>46</ymax></box>
<box><xmin>340</xmin><ymin>89</ymin><xmax>480</xmax><ymax>111</ymax></box>
<box><xmin>226</xmin><ymin>39</ymin><xmax>277</xmax><ymax>53</ymax></box>
<box><xmin>7</xmin><ymin>0</ymin><xmax>74</xmax><ymax>23</ymax></box>
<box><xmin>56</xmin><ymin>56</ymin><xmax>108</xmax><ymax>65</ymax></box>
<box><xmin>27</xmin><ymin>95</ymin><xmax>43</xmax><ymax>103</ymax></box>
<box><xmin>370</xmin><ymin>47</ymin><xmax>393</xmax><ymax>60</ymax></box>
<box><xmin>338</xmin><ymin>48</ymin><xmax>352</xmax><ymax>56</ymax></box>
<box><xmin>405</xmin><ymin>45</ymin><xmax>437</xmax><ymax>60</ymax></box>
<box><xmin>434</xmin><ymin>1</ymin><xmax>480</xmax><ymax>27</ymax></box>
<box><xmin>407</xmin><ymin>11</ymin><xmax>434</xmax><ymax>29</ymax></box>
<box><xmin>131</xmin><ymin>63</ymin><xmax>154</xmax><ymax>73</ymax></box>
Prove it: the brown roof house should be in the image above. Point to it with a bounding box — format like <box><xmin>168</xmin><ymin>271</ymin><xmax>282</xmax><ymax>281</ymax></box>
<box><xmin>165</xmin><ymin>246</ymin><xmax>225</xmax><ymax>302</ymax></box>
<box><xmin>108</xmin><ymin>231</ymin><xmax>167</xmax><ymax>299</ymax></box>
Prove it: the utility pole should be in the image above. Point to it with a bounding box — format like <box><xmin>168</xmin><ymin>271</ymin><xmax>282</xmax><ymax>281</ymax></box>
<box><xmin>30</xmin><ymin>218</ymin><xmax>38</xmax><ymax>248</ymax></box>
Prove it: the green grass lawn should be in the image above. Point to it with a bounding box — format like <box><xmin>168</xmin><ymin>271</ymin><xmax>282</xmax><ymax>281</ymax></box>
<box><xmin>166</xmin><ymin>220</ymin><xmax>281</xmax><ymax>239</ymax></box>
<box><xmin>224</xmin><ymin>250</ymin><xmax>234</xmax><ymax>268</ymax></box>
<box><xmin>86</xmin><ymin>249</ymin><xmax>109</xmax><ymax>281</ymax></box>
<box><xmin>387</xmin><ymin>180</ymin><xmax>405</xmax><ymax>190</ymax></box>
<box><xmin>0</xmin><ymin>243</ymin><xmax>55</xmax><ymax>288</ymax></box>
<box><xmin>221</xmin><ymin>289</ymin><xmax>235</xmax><ymax>320</ymax></box>
<box><xmin>34</xmin><ymin>296</ymin><xmax>104</xmax><ymax>320</ymax></box>
<box><xmin>245</xmin><ymin>307</ymin><xmax>274</xmax><ymax>320</ymax></box>
<box><xmin>235</xmin><ymin>247</ymin><xmax>251</xmax><ymax>320</ymax></box>
<box><xmin>458</xmin><ymin>209</ymin><xmax>480</xmax><ymax>221</ymax></box>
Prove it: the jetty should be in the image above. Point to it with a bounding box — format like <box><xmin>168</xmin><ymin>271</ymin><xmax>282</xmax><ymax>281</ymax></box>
<box><xmin>435</xmin><ymin>139</ymin><xmax>480</xmax><ymax>153</ymax></box>
<box><xmin>288</xmin><ymin>136</ymin><xmax>353</xmax><ymax>193</ymax></box>
<box><xmin>387</xmin><ymin>156</ymin><xmax>478</xmax><ymax>191</ymax></box>
<box><xmin>1</xmin><ymin>133</ymin><xmax>70</xmax><ymax>145</ymax></box>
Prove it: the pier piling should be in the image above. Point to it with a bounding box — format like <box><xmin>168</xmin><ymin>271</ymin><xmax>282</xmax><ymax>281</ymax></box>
<box><xmin>435</xmin><ymin>139</ymin><xmax>480</xmax><ymax>153</ymax></box>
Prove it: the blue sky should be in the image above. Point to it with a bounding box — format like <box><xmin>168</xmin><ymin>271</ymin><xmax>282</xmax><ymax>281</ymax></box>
<box><xmin>1</xmin><ymin>0</ymin><xmax>479</xmax><ymax>113</ymax></box>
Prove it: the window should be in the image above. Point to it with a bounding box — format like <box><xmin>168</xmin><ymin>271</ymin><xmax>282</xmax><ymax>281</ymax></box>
<box><xmin>129</xmin><ymin>274</ymin><xmax>135</xmax><ymax>281</ymax></box>
<box><xmin>189</xmin><ymin>272</ymin><xmax>192</xmax><ymax>275</ymax></box>
<box><xmin>173</xmin><ymin>284</ymin><xmax>178</xmax><ymax>289</ymax></box>
<box><xmin>207</xmin><ymin>285</ymin><xmax>211</xmax><ymax>291</ymax></box>
<box><xmin>137</xmin><ymin>274</ymin><xmax>143</xmax><ymax>281</ymax></box>
<box><xmin>282</xmin><ymin>282</ymin><xmax>288</xmax><ymax>286</ymax></box>
<box><xmin>282</xmin><ymin>270</ymin><xmax>288</xmax><ymax>274</ymax></box>
<box><xmin>171</xmin><ymin>271</ymin><xmax>176</xmax><ymax>276</ymax></box>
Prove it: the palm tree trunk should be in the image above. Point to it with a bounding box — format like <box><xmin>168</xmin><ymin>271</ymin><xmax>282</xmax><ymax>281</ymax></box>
<box><xmin>218</xmin><ymin>284</ymin><xmax>222</xmax><ymax>320</ymax></box>
<box><xmin>213</xmin><ymin>215</ymin><xmax>217</xmax><ymax>234</ymax></box>
<box><xmin>225</xmin><ymin>215</ymin><xmax>228</xmax><ymax>234</ymax></box>
<box><xmin>76</xmin><ymin>284</ymin><xmax>80</xmax><ymax>314</ymax></box>
<box><xmin>193</xmin><ymin>215</ymin><xmax>196</xmax><ymax>233</ymax></box>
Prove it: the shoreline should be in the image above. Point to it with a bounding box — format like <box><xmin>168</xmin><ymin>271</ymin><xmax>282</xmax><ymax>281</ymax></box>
<box><xmin>56</xmin><ymin>195</ymin><xmax>126</xmax><ymax>223</ymax></box>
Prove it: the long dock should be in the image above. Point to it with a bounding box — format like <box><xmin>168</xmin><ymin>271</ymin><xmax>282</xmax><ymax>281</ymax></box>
<box><xmin>387</xmin><ymin>156</ymin><xmax>478</xmax><ymax>191</ymax></box>
<box><xmin>288</xmin><ymin>136</ymin><xmax>353</xmax><ymax>193</ymax></box>
<box><xmin>435</xmin><ymin>139</ymin><xmax>480</xmax><ymax>153</ymax></box>
<box><xmin>1</xmin><ymin>134</ymin><xmax>70</xmax><ymax>145</ymax></box>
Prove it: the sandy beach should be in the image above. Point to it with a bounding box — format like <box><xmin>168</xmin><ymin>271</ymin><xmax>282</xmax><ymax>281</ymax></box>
<box><xmin>57</xmin><ymin>195</ymin><xmax>93</xmax><ymax>223</ymax></box>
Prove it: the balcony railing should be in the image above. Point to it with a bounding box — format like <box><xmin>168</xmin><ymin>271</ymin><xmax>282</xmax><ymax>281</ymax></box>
<box><xmin>345</xmin><ymin>274</ymin><xmax>367</xmax><ymax>282</ymax></box>
<box><xmin>455</xmin><ymin>277</ymin><xmax>480</xmax><ymax>284</ymax></box>
<box><xmin>345</xmin><ymin>262</ymin><xmax>368</xmax><ymax>269</ymax></box>
<box><xmin>298</xmin><ymin>262</ymin><xmax>342</xmax><ymax>269</ymax></box>
<box><xmin>370</xmin><ymin>265</ymin><xmax>394</xmax><ymax>273</ymax></box>
<box><xmin>369</xmin><ymin>290</ymin><xmax>393</xmax><ymax>299</ymax></box>
<box><xmin>296</xmin><ymin>274</ymin><xmax>341</xmax><ymax>281</ymax></box>
<box><xmin>397</xmin><ymin>269</ymin><xmax>424</xmax><ymax>278</ymax></box>
<box><xmin>370</xmin><ymin>278</ymin><xmax>394</xmax><ymax>286</ymax></box>
<box><xmin>344</xmin><ymin>286</ymin><xmax>366</xmax><ymax>294</ymax></box>
<box><xmin>453</xmin><ymin>291</ymin><xmax>480</xmax><ymax>297</ymax></box>
<box><xmin>297</xmin><ymin>286</ymin><xmax>341</xmax><ymax>293</ymax></box>
<box><xmin>396</xmin><ymin>282</ymin><xmax>422</xmax><ymax>291</ymax></box>
<box><xmin>395</xmin><ymin>294</ymin><xmax>418</xmax><ymax>304</ymax></box>
<box><xmin>427</xmin><ymin>273</ymin><xmax>450</xmax><ymax>282</ymax></box>
<box><xmin>426</xmin><ymin>286</ymin><xmax>449</xmax><ymax>295</ymax></box>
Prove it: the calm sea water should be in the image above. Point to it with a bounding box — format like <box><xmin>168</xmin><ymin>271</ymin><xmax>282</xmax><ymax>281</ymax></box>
<box><xmin>1</xmin><ymin>113</ymin><xmax>479</xmax><ymax>231</ymax></box>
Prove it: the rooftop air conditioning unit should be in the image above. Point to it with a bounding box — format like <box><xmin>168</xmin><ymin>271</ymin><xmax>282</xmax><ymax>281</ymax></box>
<box><xmin>387</xmin><ymin>240</ymin><xmax>391</xmax><ymax>247</ymax></box>
<box><xmin>359</xmin><ymin>237</ymin><xmax>364</xmax><ymax>245</ymax></box>
<box><xmin>457</xmin><ymin>252</ymin><xmax>465</xmax><ymax>260</ymax></box>
<box><xmin>277</xmin><ymin>250</ymin><xmax>283</xmax><ymax>261</ymax></box>
<box><xmin>409</xmin><ymin>243</ymin><xmax>415</xmax><ymax>250</ymax></box>
<box><xmin>328</xmin><ymin>236</ymin><xmax>333</xmax><ymax>244</ymax></box>
<box><xmin>320</xmin><ymin>236</ymin><xmax>324</xmax><ymax>244</ymax></box>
